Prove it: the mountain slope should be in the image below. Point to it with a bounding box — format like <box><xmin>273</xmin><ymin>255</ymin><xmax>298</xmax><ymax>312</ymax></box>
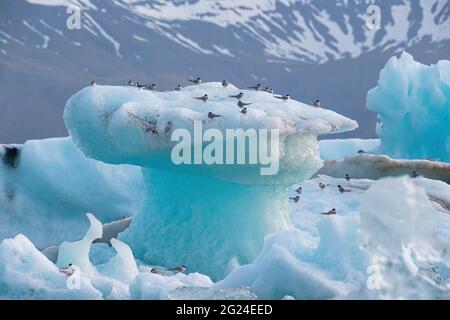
<box><xmin>0</xmin><ymin>0</ymin><xmax>449</xmax><ymax>142</ymax></box>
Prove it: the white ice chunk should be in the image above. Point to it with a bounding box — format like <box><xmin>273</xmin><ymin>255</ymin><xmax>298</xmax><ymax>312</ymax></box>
<box><xmin>130</xmin><ymin>272</ymin><xmax>213</xmax><ymax>300</ymax></box>
<box><xmin>360</xmin><ymin>177</ymin><xmax>450</xmax><ymax>299</ymax></box>
<box><xmin>97</xmin><ymin>238</ymin><xmax>139</xmax><ymax>283</ymax></box>
<box><xmin>56</xmin><ymin>213</ymin><xmax>103</xmax><ymax>275</ymax></box>
<box><xmin>0</xmin><ymin>234</ymin><xmax>101</xmax><ymax>299</ymax></box>
<box><xmin>215</xmin><ymin>230</ymin><xmax>354</xmax><ymax>299</ymax></box>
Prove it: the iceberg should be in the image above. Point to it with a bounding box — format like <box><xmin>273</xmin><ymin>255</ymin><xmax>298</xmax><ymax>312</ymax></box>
<box><xmin>0</xmin><ymin>137</ymin><xmax>143</xmax><ymax>249</ymax></box>
<box><xmin>214</xmin><ymin>229</ymin><xmax>356</xmax><ymax>300</ymax></box>
<box><xmin>0</xmin><ymin>172</ymin><xmax>448</xmax><ymax>299</ymax></box>
<box><xmin>215</xmin><ymin>175</ymin><xmax>450</xmax><ymax>300</ymax></box>
<box><xmin>360</xmin><ymin>177</ymin><xmax>450</xmax><ymax>299</ymax></box>
<box><xmin>64</xmin><ymin>83</ymin><xmax>357</xmax><ymax>279</ymax></box>
<box><xmin>2</xmin><ymin>51</ymin><xmax>449</xmax><ymax>298</ymax></box>
<box><xmin>367</xmin><ymin>52</ymin><xmax>450</xmax><ymax>162</ymax></box>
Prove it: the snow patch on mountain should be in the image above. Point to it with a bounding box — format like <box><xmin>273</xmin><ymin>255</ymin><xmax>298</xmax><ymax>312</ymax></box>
<box><xmin>22</xmin><ymin>20</ymin><xmax>50</xmax><ymax>49</ymax></box>
<box><xmin>20</xmin><ymin>0</ymin><xmax>450</xmax><ymax>63</ymax></box>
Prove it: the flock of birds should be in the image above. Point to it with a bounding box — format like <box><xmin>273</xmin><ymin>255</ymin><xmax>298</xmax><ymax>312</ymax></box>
<box><xmin>56</xmin><ymin>141</ymin><xmax>422</xmax><ymax>278</ymax></box>
<box><xmin>90</xmin><ymin>77</ymin><xmax>323</xmax><ymax>118</ymax></box>
<box><xmin>289</xmin><ymin>173</ymin><xmax>353</xmax><ymax>216</ymax></box>
<box><xmin>58</xmin><ymin>170</ymin><xmax>422</xmax><ymax>277</ymax></box>
<box><xmin>83</xmin><ymin>77</ymin><xmax>331</xmax><ymax>276</ymax></box>
<box><xmin>57</xmin><ymin>168</ymin><xmax>422</xmax><ymax>277</ymax></box>
<box><xmin>59</xmin><ymin>263</ymin><xmax>187</xmax><ymax>277</ymax></box>
<box><xmin>88</xmin><ymin>79</ymin><xmax>424</xmax><ymax>220</ymax></box>
<box><xmin>290</xmin><ymin>169</ymin><xmax>422</xmax><ymax>216</ymax></box>
<box><xmin>63</xmin><ymin>81</ymin><xmax>426</xmax><ymax>277</ymax></box>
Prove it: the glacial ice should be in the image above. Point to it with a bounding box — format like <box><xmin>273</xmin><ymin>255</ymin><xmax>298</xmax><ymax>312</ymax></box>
<box><xmin>0</xmin><ymin>174</ymin><xmax>448</xmax><ymax>300</ymax></box>
<box><xmin>90</xmin><ymin>243</ymin><xmax>117</xmax><ymax>266</ymax></box>
<box><xmin>64</xmin><ymin>83</ymin><xmax>357</xmax><ymax>184</ymax></box>
<box><xmin>1</xmin><ymin>52</ymin><xmax>449</xmax><ymax>299</ymax></box>
<box><xmin>215</xmin><ymin>175</ymin><xmax>371</xmax><ymax>299</ymax></box>
<box><xmin>0</xmin><ymin>234</ymin><xmax>102</xmax><ymax>300</ymax></box>
<box><xmin>97</xmin><ymin>238</ymin><xmax>139</xmax><ymax>282</ymax></box>
<box><xmin>130</xmin><ymin>272</ymin><xmax>213</xmax><ymax>300</ymax></box>
<box><xmin>367</xmin><ymin>52</ymin><xmax>450</xmax><ymax>162</ymax></box>
<box><xmin>360</xmin><ymin>177</ymin><xmax>450</xmax><ymax>299</ymax></box>
<box><xmin>215</xmin><ymin>176</ymin><xmax>450</xmax><ymax>300</ymax></box>
<box><xmin>56</xmin><ymin>213</ymin><xmax>103</xmax><ymax>275</ymax></box>
<box><xmin>64</xmin><ymin>83</ymin><xmax>357</xmax><ymax>279</ymax></box>
<box><xmin>214</xmin><ymin>230</ymin><xmax>356</xmax><ymax>300</ymax></box>
<box><xmin>0</xmin><ymin>212</ymin><xmax>207</xmax><ymax>300</ymax></box>
<box><xmin>0</xmin><ymin>137</ymin><xmax>143</xmax><ymax>249</ymax></box>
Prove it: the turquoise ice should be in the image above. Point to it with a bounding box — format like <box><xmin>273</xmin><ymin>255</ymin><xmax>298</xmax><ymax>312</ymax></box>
<box><xmin>368</xmin><ymin>52</ymin><xmax>450</xmax><ymax>162</ymax></box>
<box><xmin>1</xmin><ymin>53</ymin><xmax>449</xmax><ymax>299</ymax></box>
<box><xmin>0</xmin><ymin>137</ymin><xmax>143</xmax><ymax>248</ymax></box>
<box><xmin>64</xmin><ymin>82</ymin><xmax>357</xmax><ymax>279</ymax></box>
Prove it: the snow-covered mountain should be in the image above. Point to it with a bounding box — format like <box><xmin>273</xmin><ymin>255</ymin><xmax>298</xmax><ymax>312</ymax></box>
<box><xmin>0</xmin><ymin>0</ymin><xmax>449</xmax><ymax>142</ymax></box>
<box><xmin>10</xmin><ymin>0</ymin><xmax>450</xmax><ymax>63</ymax></box>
